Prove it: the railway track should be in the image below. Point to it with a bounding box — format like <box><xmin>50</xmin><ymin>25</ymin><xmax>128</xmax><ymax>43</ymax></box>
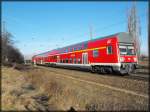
<box><xmin>37</xmin><ymin>65</ymin><xmax>148</xmax><ymax>99</ymax></box>
<box><xmin>126</xmin><ymin>73</ymin><xmax>149</xmax><ymax>81</ymax></box>
<box><xmin>38</xmin><ymin>65</ymin><xmax>149</xmax><ymax>82</ymax></box>
<box><xmin>100</xmin><ymin>72</ymin><xmax>149</xmax><ymax>82</ymax></box>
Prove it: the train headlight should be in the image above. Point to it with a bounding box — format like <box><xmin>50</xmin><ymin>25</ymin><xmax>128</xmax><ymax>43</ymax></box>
<box><xmin>120</xmin><ymin>57</ymin><xmax>125</xmax><ymax>62</ymax></box>
<box><xmin>133</xmin><ymin>57</ymin><xmax>137</xmax><ymax>62</ymax></box>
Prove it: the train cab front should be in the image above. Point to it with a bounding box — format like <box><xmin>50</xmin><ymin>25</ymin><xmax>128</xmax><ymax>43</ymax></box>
<box><xmin>118</xmin><ymin>44</ymin><xmax>138</xmax><ymax>75</ymax></box>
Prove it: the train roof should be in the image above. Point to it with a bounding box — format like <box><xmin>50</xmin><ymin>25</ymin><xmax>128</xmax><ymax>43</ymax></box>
<box><xmin>90</xmin><ymin>32</ymin><xmax>134</xmax><ymax>43</ymax></box>
<box><xmin>33</xmin><ymin>32</ymin><xmax>134</xmax><ymax>57</ymax></box>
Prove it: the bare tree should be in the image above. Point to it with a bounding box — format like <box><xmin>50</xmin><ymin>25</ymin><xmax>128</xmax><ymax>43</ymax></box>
<box><xmin>7</xmin><ymin>45</ymin><xmax>24</xmax><ymax>63</ymax></box>
<box><xmin>2</xmin><ymin>30</ymin><xmax>13</xmax><ymax>63</ymax></box>
<box><xmin>127</xmin><ymin>2</ymin><xmax>141</xmax><ymax>60</ymax></box>
<box><xmin>2</xmin><ymin>21</ymin><xmax>24</xmax><ymax>65</ymax></box>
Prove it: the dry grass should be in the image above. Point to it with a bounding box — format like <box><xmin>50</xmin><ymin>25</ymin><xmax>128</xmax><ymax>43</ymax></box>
<box><xmin>139</xmin><ymin>60</ymin><xmax>149</xmax><ymax>67</ymax></box>
<box><xmin>1</xmin><ymin>65</ymin><xmax>149</xmax><ymax>111</ymax></box>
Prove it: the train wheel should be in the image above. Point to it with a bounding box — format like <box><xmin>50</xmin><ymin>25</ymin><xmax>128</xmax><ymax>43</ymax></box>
<box><xmin>91</xmin><ymin>66</ymin><xmax>96</xmax><ymax>73</ymax></box>
<box><xmin>107</xmin><ymin>67</ymin><xmax>113</xmax><ymax>74</ymax></box>
<box><xmin>127</xmin><ymin>64</ymin><xmax>134</xmax><ymax>74</ymax></box>
<box><xmin>94</xmin><ymin>66</ymin><xmax>100</xmax><ymax>73</ymax></box>
<box><xmin>99</xmin><ymin>67</ymin><xmax>107</xmax><ymax>74</ymax></box>
<box><xmin>120</xmin><ymin>68</ymin><xmax>127</xmax><ymax>75</ymax></box>
<box><xmin>120</xmin><ymin>64</ymin><xmax>133</xmax><ymax>75</ymax></box>
<box><xmin>120</xmin><ymin>65</ymin><xmax>128</xmax><ymax>75</ymax></box>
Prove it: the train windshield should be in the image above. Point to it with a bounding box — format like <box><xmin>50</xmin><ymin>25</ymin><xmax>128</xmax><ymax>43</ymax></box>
<box><xmin>127</xmin><ymin>46</ymin><xmax>135</xmax><ymax>55</ymax></box>
<box><xmin>119</xmin><ymin>46</ymin><xmax>127</xmax><ymax>55</ymax></box>
<box><xmin>119</xmin><ymin>45</ymin><xmax>135</xmax><ymax>55</ymax></box>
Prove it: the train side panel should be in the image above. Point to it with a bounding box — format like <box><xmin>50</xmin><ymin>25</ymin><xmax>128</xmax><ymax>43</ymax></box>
<box><xmin>88</xmin><ymin>36</ymin><xmax>119</xmax><ymax>64</ymax></box>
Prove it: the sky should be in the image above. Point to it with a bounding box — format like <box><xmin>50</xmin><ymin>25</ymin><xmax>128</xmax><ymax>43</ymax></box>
<box><xmin>2</xmin><ymin>1</ymin><xmax>148</xmax><ymax>59</ymax></box>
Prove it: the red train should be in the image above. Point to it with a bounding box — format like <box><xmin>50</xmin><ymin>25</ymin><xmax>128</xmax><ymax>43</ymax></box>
<box><xmin>32</xmin><ymin>32</ymin><xmax>138</xmax><ymax>75</ymax></box>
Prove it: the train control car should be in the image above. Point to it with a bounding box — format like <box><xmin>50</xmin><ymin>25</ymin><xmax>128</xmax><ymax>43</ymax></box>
<box><xmin>32</xmin><ymin>32</ymin><xmax>138</xmax><ymax>75</ymax></box>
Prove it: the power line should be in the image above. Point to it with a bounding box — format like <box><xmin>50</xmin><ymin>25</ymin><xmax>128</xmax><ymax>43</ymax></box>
<box><xmin>3</xmin><ymin>10</ymin><xmax>147</xmax><ymax>51</ymax></box>
<box><xmin>91</xmin><ymin>13</ymin><xmax>146</xmax><ymax>38</ymax></box>
<box><xmin>71</xmin><ymin>11</ymin><xmax>146</xmax><ymax>43</ymax></box>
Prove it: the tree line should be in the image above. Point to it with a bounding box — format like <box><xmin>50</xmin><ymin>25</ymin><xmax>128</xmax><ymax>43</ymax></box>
<box><xmin>2</xmin><ymin>26</ymin><xmax>24</xmax><ymax>65</ymax></box>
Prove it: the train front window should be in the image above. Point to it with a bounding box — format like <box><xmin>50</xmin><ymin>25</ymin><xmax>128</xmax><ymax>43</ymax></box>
<box><xmin>127</xmin><ymin>46</ymin><xmax>135</xmax><ymax>55</ymax></box>
<box><xmin>119</xmin><ymin>45</ymin><xmax>135</xmax><ymax>55</ymax></box>
<box><xmin>119</xmin><ymin>46</ymin><xmax>127</xmax><ymax>55</ymax></box>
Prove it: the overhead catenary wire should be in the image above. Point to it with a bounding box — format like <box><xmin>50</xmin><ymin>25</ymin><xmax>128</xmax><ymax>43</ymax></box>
<box><xmin>88</xmin><ymin>13</ymin><xmax>146</xmax><ymax>40</ymax></box>
<box><xmin>3</xmin><ymin>11</ymin><xmax>147</xmax><ymax>52</ymax></box>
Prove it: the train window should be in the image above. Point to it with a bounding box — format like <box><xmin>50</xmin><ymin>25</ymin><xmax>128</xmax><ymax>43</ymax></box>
<box><xmin>68</xmin><ymin>48</ymin><xmax>70</xmax><ymax>52</ymax></box>
<box><xmin>79</xmin><ymin>46</ymin><xmax>82</xmax><ymax>50</ymax></box>
<box><xmin>127</xmin><ymin>46</ymin><xmax>135</xmax><ymax>55</ymax></box>
<box><xmin>78</xmin><ymin>58</ymin><xmax>81</xmax><ymax>64</ymax></box>
<box><xmin>107</xmin><ymin>46</ymin><xmax>113</xmax><ymax>54</ymax></box>
<box><xmin>83</xmin><ymin>43</ymin><xmax>88</xmax><ymax>49</ymax></box>
<box><xmin>74</xmin><ymin>48</ymin><xmax>77</xmax><ymax>51</ymax></box>
<box><xmin>77</xmin><ymin>46</ymin><xmax>81</xmax><ymax>51</ymax></box>
<box><xmin>73</xmin><ymin>58</ymin><xmax>76</xmax><ymax>64</ymax></box>
<box><xmin>119</xmin><ymin>45</ymin><xmax>127</xmax><ymax>55</ymax></box>
<box><xmin>66</xmin><ymin>49</ymin><xmax>68</xmax><ymax>53</ymax></box>
<box><xmin>70</xmin><ymin>58</ymin><xmax>72</xmax><ymax>63</ymax></box>
<box><xmin>93</xmin><ymin>49</ymin><xmax>99</xmax><ymax>57</ymax></box>
<box><xmin>70</xmin><ymin>48</ymin><xmax>73</xmax><ymax>52</ymax></box>
<box><xmin>66</xmin><ymin>58</ymin><xmax>68</xmax><ymax>63</ymax></box>
<box><xmin>78</xmin><ymin>47</ymin><xmax>81</xmax><ymax>50</ymax></box>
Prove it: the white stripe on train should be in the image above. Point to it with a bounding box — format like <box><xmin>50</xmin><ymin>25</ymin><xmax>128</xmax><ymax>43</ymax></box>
<box><xmin>42</xmin><ymin>62</ymin><xmax>121</xmax><ymax>67</ymax></box>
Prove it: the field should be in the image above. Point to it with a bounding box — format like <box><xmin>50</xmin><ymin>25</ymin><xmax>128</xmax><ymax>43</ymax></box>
<box><xmin>1</xmin><ymin>61</ymin><xmax>149</xmax><ymax>111</ymax></box>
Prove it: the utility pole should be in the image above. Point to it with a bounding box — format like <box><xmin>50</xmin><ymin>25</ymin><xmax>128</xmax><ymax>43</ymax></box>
<box><xmin>2</xmin><ymin>21</ymin><xmax>6</xmax><ymax>35</ymax></box>
<box><xmin>127</xmin><ymin>2</ymin><xmax>141</xmax><ymax>61</ymax></box>
<box><xmin>2</xmin><ymin>21</ymin><xmax>8</xmax><ymax>62</ymax></box>
<box><xmin>147</xmin><ymin>9</ymin><xmax>149</xmax><ymax>40</ymax></box>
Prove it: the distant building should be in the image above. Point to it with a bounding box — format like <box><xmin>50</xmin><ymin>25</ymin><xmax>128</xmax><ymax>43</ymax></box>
<box><xmin>24</xmin><ymin>59</ymin><xmax>32</xmax><ymax>64</ymax></box>
<box><xmin>24</xmin><ymin>54</ymin><xmax>33</xmax><ymax>64</ymax></box>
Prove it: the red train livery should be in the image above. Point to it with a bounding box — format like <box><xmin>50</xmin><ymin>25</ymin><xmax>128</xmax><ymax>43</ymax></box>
<box><xmin>32</xmin><ymin>32</ymin><xmax>138</xmax><ymax>75</ymax></box>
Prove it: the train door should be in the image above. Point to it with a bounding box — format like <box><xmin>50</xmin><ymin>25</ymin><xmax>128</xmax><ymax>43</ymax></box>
<box><xmin>82</xmin><ymin>53</ymin><xmax>88</xmax><ymax>64</ymax></box>
<box><xmin>57</xmin><ymin>56</ymin><xmax>60</xmax><ymax>63</ymax></box>
<box><xmin>34</xmin><ymin>60</ymin><xmax>36</xmax><ymax>65</ymax></box>
<box><xmin>41</xmin><ymin>60</ymin><xmax>43</xmax><ymax>64</ymax></box>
